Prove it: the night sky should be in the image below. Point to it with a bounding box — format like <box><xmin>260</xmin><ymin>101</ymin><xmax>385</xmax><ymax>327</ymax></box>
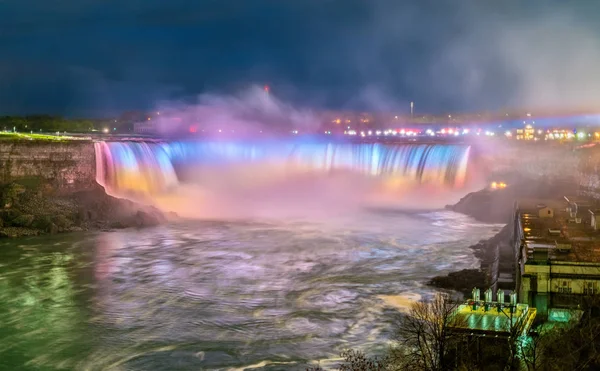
<box><xmin>1</xmin><ymin>0</ymin><xmax>599</xmax><ymax>116</ymax></box>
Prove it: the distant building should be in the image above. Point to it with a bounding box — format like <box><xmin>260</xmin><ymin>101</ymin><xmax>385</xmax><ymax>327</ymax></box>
<box><xmin>516</xmin><ymin>124</ymin><xmax>535</xmax><ymax>140</ymax></box>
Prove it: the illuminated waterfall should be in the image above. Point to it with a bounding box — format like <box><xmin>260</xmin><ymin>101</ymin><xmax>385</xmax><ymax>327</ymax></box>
<box><xmin>94</xmin><ymin>141</ymin><xmax>471</xmax><ymax>196</ymax></box>
<box><xmin>95</xmin><ymin>142</ymin><xmax>179</xmax><ymax>196</ymax></box>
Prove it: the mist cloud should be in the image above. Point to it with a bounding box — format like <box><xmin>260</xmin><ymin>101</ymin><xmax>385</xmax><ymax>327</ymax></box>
<box><xmin>150</xmin><ymin>85</ymin><xmax>319</xmax><ymax>136</ymax></box>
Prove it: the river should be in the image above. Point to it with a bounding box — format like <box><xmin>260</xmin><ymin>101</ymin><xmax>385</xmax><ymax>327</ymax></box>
<box><xmin>0</xmin><ymin>210</ymin><xmax>501</xmax><ymax>370</ymax></box>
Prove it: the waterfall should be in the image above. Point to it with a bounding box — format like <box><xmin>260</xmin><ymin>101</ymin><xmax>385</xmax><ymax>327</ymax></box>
<box><xmin>94</xmin><ymin>140</ymin><xmax>471</xmax><ymax>196</ymax></box>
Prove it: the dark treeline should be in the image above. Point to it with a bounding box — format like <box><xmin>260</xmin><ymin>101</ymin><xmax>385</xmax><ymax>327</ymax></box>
<box><xmin>0</xmin><ymin>115</ymin><xmax>134</xmax><ymax>133</ymax></box>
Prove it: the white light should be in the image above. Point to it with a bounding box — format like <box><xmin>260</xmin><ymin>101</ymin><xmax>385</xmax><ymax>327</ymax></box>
<box><xmin>376</xmin><ymin>130</ymin><xmax>382</xmax><ymax>135</ymax></box>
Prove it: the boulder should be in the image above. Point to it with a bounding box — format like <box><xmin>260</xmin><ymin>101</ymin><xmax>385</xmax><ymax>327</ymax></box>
<box><xmin>0</xmin><ymin>183</ymin><xmax>26</xmax><ymax>209</ymax></box>
<box><xmin>135</xmin><ymin>210</ymin><xmax>163</xmax><ymax>227</ymax></box>
<box><xmin>0</xmin><ymin>209</ymin><xmax>22</xmax><ymax>226</ymax></box>
<box><xmin>32</xmin><ymin>215</ymin><xmax>53</xmax><ymax>231</ymax></box>
<box><xmin>11</xmin><ymin>214</ymin><xmax>35</xmax><ymax>227</ymax></box>
<box><xmin>52</xmin><ymin>215</ymin><xmax>72</xmax><ymax>229</ymax></box>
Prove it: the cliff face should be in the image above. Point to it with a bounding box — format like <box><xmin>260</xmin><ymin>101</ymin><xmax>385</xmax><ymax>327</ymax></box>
<box><xmin>0</xmin><ymin>141</ymin><xmax>96</xmax><ymax>191</ymax></box>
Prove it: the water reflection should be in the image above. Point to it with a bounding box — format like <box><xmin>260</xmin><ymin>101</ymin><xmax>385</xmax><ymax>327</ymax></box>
<box><xmin>0</xmin><ymin>239</ymin><xmax>90</xmax><ymax>370</ymax></box>
<box><xmin>0</xmin><ymin>211</ymin><xmax>502</xmax><ymax>370</ymax></box>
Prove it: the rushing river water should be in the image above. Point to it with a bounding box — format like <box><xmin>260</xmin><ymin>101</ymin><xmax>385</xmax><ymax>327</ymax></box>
<box><xmin>0</xmin><ymin>210</ymin><xmax>501</xmax><ymax>370</ymax></box>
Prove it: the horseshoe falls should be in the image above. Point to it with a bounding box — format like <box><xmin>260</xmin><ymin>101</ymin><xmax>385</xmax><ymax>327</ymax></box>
<box><xmin>94</xmin><ymin>141</ymin><xmax>472</xmax><ymax>199</ymax></box>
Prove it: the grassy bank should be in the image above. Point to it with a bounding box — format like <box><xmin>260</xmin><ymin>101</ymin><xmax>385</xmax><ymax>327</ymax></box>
<box><xmin>0</xmin><ymin>132</ymin><xmax>87</xmax><ymax>142</ymax></box>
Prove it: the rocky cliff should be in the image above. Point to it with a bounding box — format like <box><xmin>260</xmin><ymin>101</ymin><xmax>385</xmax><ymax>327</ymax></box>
<box><xmin>0</xmin><ymin>141</ymin><xmax>96</xmax><ymax>191</ymax></box>
<box><xmin>0</xmin><ymin>140</ymin><xmax>169</xmax><ymax>238</ymax></box>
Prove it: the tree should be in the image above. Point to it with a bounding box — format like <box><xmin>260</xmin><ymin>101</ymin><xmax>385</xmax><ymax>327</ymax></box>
<box><xmin>390</xmin><ymin>293</ymin><xmax>463</xmax><ymax>371</ymax></box>
<box><xmin>306</xmin><ymin>350</ymin><xmax>389</xmax><ymax>371</ymax></box>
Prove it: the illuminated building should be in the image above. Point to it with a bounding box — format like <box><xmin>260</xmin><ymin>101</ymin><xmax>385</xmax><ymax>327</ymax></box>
<box><xmin>514</xmin><ymin>198</ymin><xmax>600</xmax><ymax>318</ymax></box>
<box><xmin>449</xmin><ymin>288</ymin><xmax>536</xmax><ymax>338</ymax></box>
<box><xmin>516</xmin><ymin>124</ymin><xmax>535</xmax><ymax>140</ymax></box>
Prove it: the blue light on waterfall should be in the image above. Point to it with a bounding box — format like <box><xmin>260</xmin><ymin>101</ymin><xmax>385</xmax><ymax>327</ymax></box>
<box><xmin>95</xmin><ymin>140</ymin><xmax>471</xmax><ymax>196</ymax></box>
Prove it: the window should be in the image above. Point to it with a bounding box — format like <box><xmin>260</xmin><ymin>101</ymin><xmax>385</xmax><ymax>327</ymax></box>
<box><xmin>584</xmin><ymin>282</ymin><xmax>596</xmax><ymax>295</ymax></box>
<box><xmin>557</xmin><ymin>281</ymin><xmax>572</xmax><ymax>294</ymax></box>
<box><xmin>548</xmin><ymin>210</ymin><xmax>552</xmax><ymax>215</ymax></box>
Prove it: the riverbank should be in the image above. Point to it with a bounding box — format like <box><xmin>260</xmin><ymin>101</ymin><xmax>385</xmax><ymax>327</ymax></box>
<box><xmin>429</xmin><ymin>174</ymin><xmax>579</xmax><ymax>295</ymax></box>
<box><xmin>0</xmin><ymin>181</ymin><xmax>167</xmax><ymax>238</ymax></box>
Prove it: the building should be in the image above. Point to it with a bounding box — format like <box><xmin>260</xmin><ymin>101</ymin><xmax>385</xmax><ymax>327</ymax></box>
<box><xmin>449</xmin><ymin>288</ymin><xmax>536</xmax><ymax>338</ymax></box>
<box><xmin>515</xmin><ymin>197</ymin><xmax>600</xmax><ymax>318</ymax></box>
<box><xmin>516</xmin><ymin>124</ymin><xmax>535</xmax><ymax>140</ymax></box>
<box><xmin>589</xmin><ymin>209</ymin><xmax>600</xmax><ymax>230</ymax></box>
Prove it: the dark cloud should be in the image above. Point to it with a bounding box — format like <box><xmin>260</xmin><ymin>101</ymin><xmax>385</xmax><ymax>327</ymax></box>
<box><xmin>0</xmin><ymin>0</ymin><xmax>599</xmax><ymax>115</ymax></box>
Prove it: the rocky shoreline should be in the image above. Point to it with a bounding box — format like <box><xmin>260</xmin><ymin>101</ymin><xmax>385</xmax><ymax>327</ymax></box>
<box><xmin>0</xmin><ymin>181</ymin><xmax>169</xmax><ymax>238</ymax></box>
<box><xmin>428</xmin><ymin>174</ymin><xmax>579</xmax><ymax>295</ymax></box>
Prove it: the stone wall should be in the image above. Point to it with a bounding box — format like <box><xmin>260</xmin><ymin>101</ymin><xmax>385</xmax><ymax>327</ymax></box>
<box><xmin>0</xmin><ymin>141</ymin><xmax>96</xmax><ymax>191</ymax></box>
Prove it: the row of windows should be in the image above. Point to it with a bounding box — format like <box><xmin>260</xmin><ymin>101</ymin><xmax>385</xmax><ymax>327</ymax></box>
<box><xmin>555</xmin><ymin>281</ymin><xmax>596</xmax><ymax>295</ymax></box>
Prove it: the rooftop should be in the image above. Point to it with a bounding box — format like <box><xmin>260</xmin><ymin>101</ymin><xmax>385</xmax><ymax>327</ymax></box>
<box><xmin>449</xmin><ymin>302</ymin><xmax>536</xmax><ymax>337</ymax></box>
<box><xmin>519</xmin><ymin>197</ymin><xmax>600</xmax><ymax>264</ymax></box>
<box><xmin>517</xmin><ymin>198</ymin><xmax>565</xmax><ymax>214</ymax></box>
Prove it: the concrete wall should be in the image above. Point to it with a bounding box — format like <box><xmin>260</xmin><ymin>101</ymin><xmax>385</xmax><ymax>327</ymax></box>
<box><xmin>0</xmin><ymin>141</ymin><xmax>96</xmax><ymax>191</ymax></box>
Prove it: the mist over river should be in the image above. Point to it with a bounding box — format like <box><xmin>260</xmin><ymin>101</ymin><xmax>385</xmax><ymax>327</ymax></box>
<box><xmin>0</xmin><ymin>209</ymin><xmax>501</xmax><ymax>370</ymax></box>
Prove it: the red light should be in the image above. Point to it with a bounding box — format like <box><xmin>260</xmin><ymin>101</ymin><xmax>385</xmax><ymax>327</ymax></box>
<box><xmin>189</xmin><ymin>125</ymin><xmax>198</xmax><ymax>133</ymax></box>
<box><xmin>264</xmin><ymin>85</ymin><xmax>270</xmax><ymax>93</ymax></box>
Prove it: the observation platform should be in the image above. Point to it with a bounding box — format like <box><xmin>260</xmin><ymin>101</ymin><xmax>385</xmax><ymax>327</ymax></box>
<box><xmin>449</xmin><ymin>301</ymin><xmax>536</xmax><ymax>338</ymax></box>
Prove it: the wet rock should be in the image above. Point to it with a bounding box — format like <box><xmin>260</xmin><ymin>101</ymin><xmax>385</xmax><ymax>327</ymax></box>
<box><xmin>32</xmin><ymin>215</ymin><xmax>52</xmax><ymax>231</ymax></box>
<box><xmin>11</xmin><ymin>214</ymin><xmax>35</xmax><ymax>227</ymax></box>
<box><xmin>0</xmin><ymin>183</ymin><xmax>26</xmax><ymax>209</ymax></box>
<box><xmin>52</xmin><ymin>214</ymin><xmax>72</xmax><ymax>229</ymax></box>
<box><xmin>0</xmin><ymin>180</ymin><xmax>168</xmax><ymax>237</ymax></box>
<box><xmin>87</xmin><ymin>210</ymin><xmax>98</xmax><ymax>221</ymax></box>
<box><xmin>0</xmin><ymin>227</ymin><xmax>39</xmax><ymax>238</ymax></box>
<box><xmin>135</xmin><ymin>210</ymin><xmax>163</xmax><ymax>227</ymax></box>
<box><xmin>110</xmin><ymin>221</ymin><xmax>127</xmax><ymax>229</ymax></box>
<box><xmin>429</xmin><ymin>269</ymin><xmax>489</xmax><ymax>297</ymax></box>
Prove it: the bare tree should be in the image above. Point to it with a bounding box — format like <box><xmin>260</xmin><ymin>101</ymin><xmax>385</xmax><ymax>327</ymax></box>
<box><xmin>390</xmin><ymin>293</ymin><xmax>462</xmax><ymax>371</ymax></box>
<box><xmin>306</xmin><ymin>350</ymin><xmax>389</xmax><ymax>371</ymax></box>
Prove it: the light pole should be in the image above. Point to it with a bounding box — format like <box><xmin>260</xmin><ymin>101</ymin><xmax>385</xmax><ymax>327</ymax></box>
<box><xmin>410</xmin><ymin>101</ymin><xmax>414</xmax><ymax>119</ymax></box>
